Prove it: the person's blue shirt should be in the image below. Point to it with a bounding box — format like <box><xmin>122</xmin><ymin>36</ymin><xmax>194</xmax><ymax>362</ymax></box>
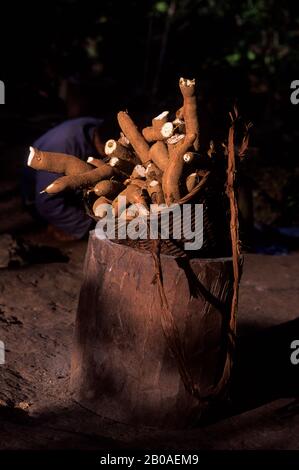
<box><xmin>23</xmin><ymin>117</ymin><xmax>103</xmax><ymax>239</ymax></box>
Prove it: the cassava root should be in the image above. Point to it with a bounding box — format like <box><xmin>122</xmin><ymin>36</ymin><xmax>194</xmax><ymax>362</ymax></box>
<box><xmin>28</xmin><ymin>147</ymin><xmax>92</xmax><ymax>175</ymax></box>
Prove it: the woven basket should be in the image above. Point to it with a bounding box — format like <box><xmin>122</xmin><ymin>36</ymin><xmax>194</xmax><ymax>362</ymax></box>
<box><xmin>84</xmin><ymin>177</ymin><xmax>229</xmax><ymax>259</ymax></box>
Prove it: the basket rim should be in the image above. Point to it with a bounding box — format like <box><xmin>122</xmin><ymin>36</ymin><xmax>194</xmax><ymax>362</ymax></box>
<box><xmin>89</xmin><ymin>230</ymin><xmax>234</xmax><ymax>262</ymax></box>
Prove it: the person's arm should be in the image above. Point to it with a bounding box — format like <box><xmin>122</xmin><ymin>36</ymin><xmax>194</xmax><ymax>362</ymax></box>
<box><xmin>35</xmin><ymin>170</ymin><xmax>93</xmax><ymax>239</ymax></box>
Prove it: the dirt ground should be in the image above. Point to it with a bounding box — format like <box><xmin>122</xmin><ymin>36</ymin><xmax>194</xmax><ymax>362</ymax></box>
<box><xmin>0</xmin><ymin>145</ymin><xmax>298</xmax><ymax>451</ymax></box>
<box><xmin>0</xmin><ymin>227</ymin><xmax>298</xmax><ymax>449</ymax></box>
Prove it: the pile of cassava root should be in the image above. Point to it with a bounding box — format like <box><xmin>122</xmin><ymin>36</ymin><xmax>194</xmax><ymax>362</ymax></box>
<box><xmin>27</xmin><ymin>77</ymin><xmax>213</xmax><ymax>223</ymax></box>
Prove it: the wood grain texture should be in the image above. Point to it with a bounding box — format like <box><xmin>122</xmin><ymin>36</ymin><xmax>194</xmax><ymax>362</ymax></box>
<box><xmin>70</xmin><ymin>232</ymin><xmax>234</xmax><ymax>428</ymax></box>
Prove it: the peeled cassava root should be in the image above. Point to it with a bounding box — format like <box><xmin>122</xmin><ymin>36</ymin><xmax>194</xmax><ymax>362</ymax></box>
<box><xmin>179</xmin><ymin>78</ymin><xmax>200</xmax><ymax>151</ymax></box>
<box><xmin>93</xmin><ymin>196</ymin><xmax>112</xmax><ymax>218</ymax></box>
<box><xmin>104</xmin><ymin>139</ymin><xmax>138</xmax><ymax>165</ymax></box>
<box><xmin>87</xmin><ymin>157</ymin><xmax>107</xmax><ymax>168</ymax></box>
<box><xmin>93</xmin><ymin>179</ymin><xmax>125</xmax><ymax>198</ymax></box>
<box><xmin>108</xmin><ymin>156</ymin><xmax>135</xmax><ymax>176</ymax></box>
<box><xmin>30</xmin><ymin>77</ymin><xmax>214</xmax><ymax>219</ymax></box>
<box><xmin>149</xmin><ymin>141</ymin><xmax>169</xmax><ymax>172</ymax></box>
<box><xmin>186</xmin><ymin>170</ymin><xmax>210</xmax><ymax>193</ymax></box>
<box><xmin>142</xmin><ymin>122</ymin><xmax>174</xmax><ymax>143</ymax></box>
<box><xmin>41</xmin><ymin>164</ymin><xmax>115</xmax><ymax>194</ymax></box>
<box><xmin>28</xmin><ymin>147</ymin><xmax>92</xmax><ymax>175</ymax></box>
<box><xmin>125</xmin><ymin>178</ymin><xmax>147</xmax><ymax>190</ymax></box>
<box><xmin>117</xmin><ymin>111</ymin><xmax>150</xmax><ymax>165</ymax></box>
<box><xmin>118</xmin><ymin>132</ymin><xmax>130</xmax><ymax>148</ymax></box>
<box><xmin>131</xmin><ymin>165</ymin><xmax>146</xmax><ymax>179</ymax></box>
<box><xmin>112</xmin><ymin>184</ymin><xmax>149</xmax><ymax>216</ymax></box>
<box><xmin>186</xmin><ymin>172</ymin><xmax>199</xmax><ymax>192</ymax></box>
<box><xmin>147</xmin><ymin>179</ymin><xmax>164</xmax><ymax>205</ymax></box>
<box><xmin>162</xmin><ymin>133</ymin><xmax>197</xmax><ymax>204</ymax></box>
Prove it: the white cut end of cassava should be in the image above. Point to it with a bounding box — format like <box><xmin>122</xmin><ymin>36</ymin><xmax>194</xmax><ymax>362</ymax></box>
<box><xmin>154</xmin><ymin>111</ymin><xmax>169</xmax><ymax>121</ymax></box>
<box><xmin>134</xmin><ymin>165</ymin><xmax>146</xmax><ymax>177</ymax></box>
<box><xmin>183</xmin><ymin>153</ymin><xmax>192</xmax><ymax>163</ymax></box>
<box><xmin>94</xmin><ymin>203</ymin><xmax>110</xmax><ymax>218</ymax></box>
<box><xmin>94</xmin><ymin>206</ymin><xmax>102</xmax><ymax>217</ymax></box>
<box><xmin>179</xmin><ymin>77</ymin><xmax>195</xmax><ymax>87</ymax></box>
<box><xmin>167</xmin><ymin>133</ymin><xmax>185</xmax><ymax>145</ymax></box>
<box><xmin>173</xmin><ymin>118</ymin><xmax>184</xmax><ymax>126</ymax></box>
<box><xmin>44</xmin><ymin>183</ymin><xmax>54</xmax><ymax>192</ymax></box>
<box><xmin>27</xmin><ymin>146</ymin><xmax>35</xmax><ymax>167</ymax></box>
<box><xmin>109</xmin><ymin>157</ymin><xmax>119</xmax><ymax>167</ymax></box>
<box><xmin>105</xmin><ymin>139</ymin><xmax>117</xmax><ymax>155</ymax></box>
<box><xmin>173</xmin><ymin>118</ymin><xmax>185</xmax><ymax>133</ymax></box>
<box><xmin>119</xmin><ymin>132</ymin><xmax>130</xmax><ymax>146</ymax></box>
<box><xmin>87</xmin><ymin>156</ymin><xmax>101</xmax><ymax>166</ymax></box>
<box><xmin>149</xmin><ymin>180</ymin><xmax>159</xmax><ymax>187</ymax></box>
<box><xmin>145</xmin><ymin>163</ymin><xmax>152</xmax><ymax>174</ymax></box>
<box><xmin>87</xmin><ymin>157</ymin><xmax>97</xmax><ymax>164</ymax></box>
<box><xmin>186</xmin><ymin>172</ymin><xmax>198</xmax><ymax>192</ymax></box>
<box><xmin>161</xmin><ymin>122</ymin><xmax>174</xmax><ymax>138</ymax></box>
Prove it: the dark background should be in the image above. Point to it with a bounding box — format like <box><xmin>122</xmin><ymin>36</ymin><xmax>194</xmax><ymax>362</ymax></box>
<box><xmin>1</xmin><ymin>0</ymin><xmax>299</xmax><ymax>230</ymax></box>
<box><xmin>0</xmin><ymin>2</ymin><xmax>299</xmax><ymax>453</ymax></box>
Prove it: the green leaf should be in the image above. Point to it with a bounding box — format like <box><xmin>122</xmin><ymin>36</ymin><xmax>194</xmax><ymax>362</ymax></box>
<box><xmin>154</xmin><ymin>1</ymin><xmax>168</xmax><ymax>13</ymax></box>
<box><xmin>247</xmin><ymin>50</ymin><xmax>256</xmax><ymax>61</ymax></box>
<box><xmin>225</xmin><ymin>52</ymin><xmax>241</xmax><ymax>66</ymax></box>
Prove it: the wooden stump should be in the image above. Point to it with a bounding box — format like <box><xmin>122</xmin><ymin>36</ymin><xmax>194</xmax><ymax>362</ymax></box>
<box><xmin>70</xmin><ymin>231</ymin><xmax>234</xmax><ymax>428</ymax></box>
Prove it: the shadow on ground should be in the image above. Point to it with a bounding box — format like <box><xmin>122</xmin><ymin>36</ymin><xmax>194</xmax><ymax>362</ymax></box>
<box><xmin>231</xmin><ymin>317</ymin><xmax>299</xmax><ymax>414</ymax></box>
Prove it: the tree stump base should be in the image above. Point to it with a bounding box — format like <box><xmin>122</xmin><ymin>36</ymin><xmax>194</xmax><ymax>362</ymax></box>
<box><xmin>70</xmin><ymin>231</ymin><xmax>234</xmax><ymax>428</ymax></box>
